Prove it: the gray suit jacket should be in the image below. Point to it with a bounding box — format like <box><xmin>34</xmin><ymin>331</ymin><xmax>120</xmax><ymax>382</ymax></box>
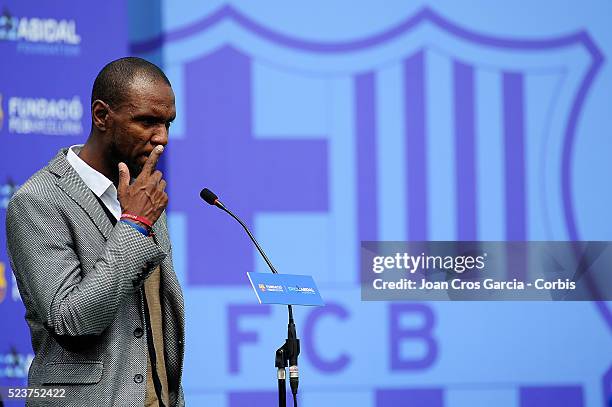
<box><xmin>5</xmin><ymin>149</ymin><xmax>185</xmax><ymax>406</ymax></box>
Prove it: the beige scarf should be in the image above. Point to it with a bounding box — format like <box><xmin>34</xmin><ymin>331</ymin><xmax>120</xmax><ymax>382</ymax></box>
<box><xmin>144</xmin><ymin>266</ymin><xmax>170</xmax><ymax>407</ymax></box>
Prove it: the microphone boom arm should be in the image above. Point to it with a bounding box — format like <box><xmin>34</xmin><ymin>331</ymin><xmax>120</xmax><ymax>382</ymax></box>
<box><xmin>215</xmin><ymin>202</ymin><xmax>279</xmax><ymax>275</ymax></box>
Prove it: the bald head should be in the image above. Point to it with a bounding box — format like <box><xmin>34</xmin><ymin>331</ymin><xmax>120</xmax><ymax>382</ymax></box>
<box><xmin>91</xmin><ymin>57</ymin><xmax>171</xmax><ymax>109</ymax></box>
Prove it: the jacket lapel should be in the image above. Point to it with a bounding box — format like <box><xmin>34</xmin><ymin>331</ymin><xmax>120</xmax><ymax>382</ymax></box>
<box><xmin>48</xmin><ymin>149</ymin><xmax>115</xmax><ymax>239</ymax></box>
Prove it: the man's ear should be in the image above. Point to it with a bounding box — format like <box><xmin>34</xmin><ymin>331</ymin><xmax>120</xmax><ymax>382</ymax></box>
<box><xmin>91</xmin><ymin>100</ymin><xmax>110</xmax><ymax>131</ymax></box>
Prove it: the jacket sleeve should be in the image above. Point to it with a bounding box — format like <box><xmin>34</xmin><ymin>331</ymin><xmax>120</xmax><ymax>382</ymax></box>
<box><xmin>6</xmin><ymin>190</ymin><xmax>167</xmax><ymax>336</ymax></box>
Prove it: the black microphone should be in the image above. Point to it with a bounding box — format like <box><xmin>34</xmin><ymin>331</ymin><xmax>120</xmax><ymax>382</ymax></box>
<box><xmin>200</xmin><ymin>188</ymin><xmax>224</xmax><ymax>208</ymax></box>
<box><xmin>199</xmin><ymin>188</ymin><xmax>300</xmax><ymax>406</ymax></box>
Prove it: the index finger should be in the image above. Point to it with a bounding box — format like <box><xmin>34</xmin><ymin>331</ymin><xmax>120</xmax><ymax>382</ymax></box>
<box><xmin>142</xmin><ymin>145</ymin><xmax>164</xmax><ymax>175</ymax></box>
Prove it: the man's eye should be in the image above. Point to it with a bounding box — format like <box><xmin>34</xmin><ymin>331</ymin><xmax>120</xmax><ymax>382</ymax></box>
<box><xmin>138</xmin><ymin>117</ymin><xmax>156</xmax><ymax>126</ymax></box>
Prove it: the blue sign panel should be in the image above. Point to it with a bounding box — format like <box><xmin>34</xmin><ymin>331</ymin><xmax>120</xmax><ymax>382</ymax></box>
<box><xmin>247</xmin><ymin>272</ymin><xmax>324</xmax><ymax>306</ymax></box>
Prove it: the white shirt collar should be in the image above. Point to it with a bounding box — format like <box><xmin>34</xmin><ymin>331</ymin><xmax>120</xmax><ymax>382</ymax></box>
<box><xmin>66</xmin><ymin>145</ymin><xmax>115</xmax><ymax>198</ymax></box>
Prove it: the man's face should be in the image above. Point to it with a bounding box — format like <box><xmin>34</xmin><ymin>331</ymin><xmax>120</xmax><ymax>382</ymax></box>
<box><xmin>107</xmin><ymin>77</ymin><xmax>176</xmax><ymax>176</ymax></box>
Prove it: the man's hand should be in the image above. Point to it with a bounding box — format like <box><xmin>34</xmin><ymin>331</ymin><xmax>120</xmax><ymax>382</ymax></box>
<box><xmin>117</xmin><ymin>145</ymin><xmax>168</xmax><ymax>225</ymax></box>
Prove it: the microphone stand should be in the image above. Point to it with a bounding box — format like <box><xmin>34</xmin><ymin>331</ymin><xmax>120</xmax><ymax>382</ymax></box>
<box><xmin>207</xmin><ymin>195</ymin><xmax>300</xmax><ymax>407</ymax></box>
<box><xmin>276</xmin><ymin>305</ymin><xmax>300</xmax><ymax>407</ymax></box>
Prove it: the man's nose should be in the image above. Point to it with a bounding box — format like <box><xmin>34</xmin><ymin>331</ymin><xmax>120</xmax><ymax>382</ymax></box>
<box><xmin>151</xmin><ymin>125</ymin><xmax>169</xmax><ymax>147</ymax></box>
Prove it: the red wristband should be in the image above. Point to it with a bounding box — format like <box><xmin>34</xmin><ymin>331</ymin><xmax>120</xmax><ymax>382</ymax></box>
<box><xmin>120</xmin><ymin>213</ymin><xmax>153</xmax><ymax>228</ymax></box>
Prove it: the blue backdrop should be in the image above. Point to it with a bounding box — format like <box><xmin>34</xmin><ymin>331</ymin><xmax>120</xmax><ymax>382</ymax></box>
<box><xmin>2</xmin><ymin>1</ymin><xmax>612</xmax><ymax>406</ymax></box>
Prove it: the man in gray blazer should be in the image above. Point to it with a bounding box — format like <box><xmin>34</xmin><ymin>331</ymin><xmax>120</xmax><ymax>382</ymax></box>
<box><xmin>6</xmin><ymin>57</ymin><xmax>185</xmax><ymax>406</ymax></box>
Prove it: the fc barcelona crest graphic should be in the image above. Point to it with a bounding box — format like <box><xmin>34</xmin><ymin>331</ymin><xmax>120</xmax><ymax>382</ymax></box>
<box><xmin>132</xmin><ymin>6</ymin><xmax>603</xmax><ymax>287</ymax></box>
